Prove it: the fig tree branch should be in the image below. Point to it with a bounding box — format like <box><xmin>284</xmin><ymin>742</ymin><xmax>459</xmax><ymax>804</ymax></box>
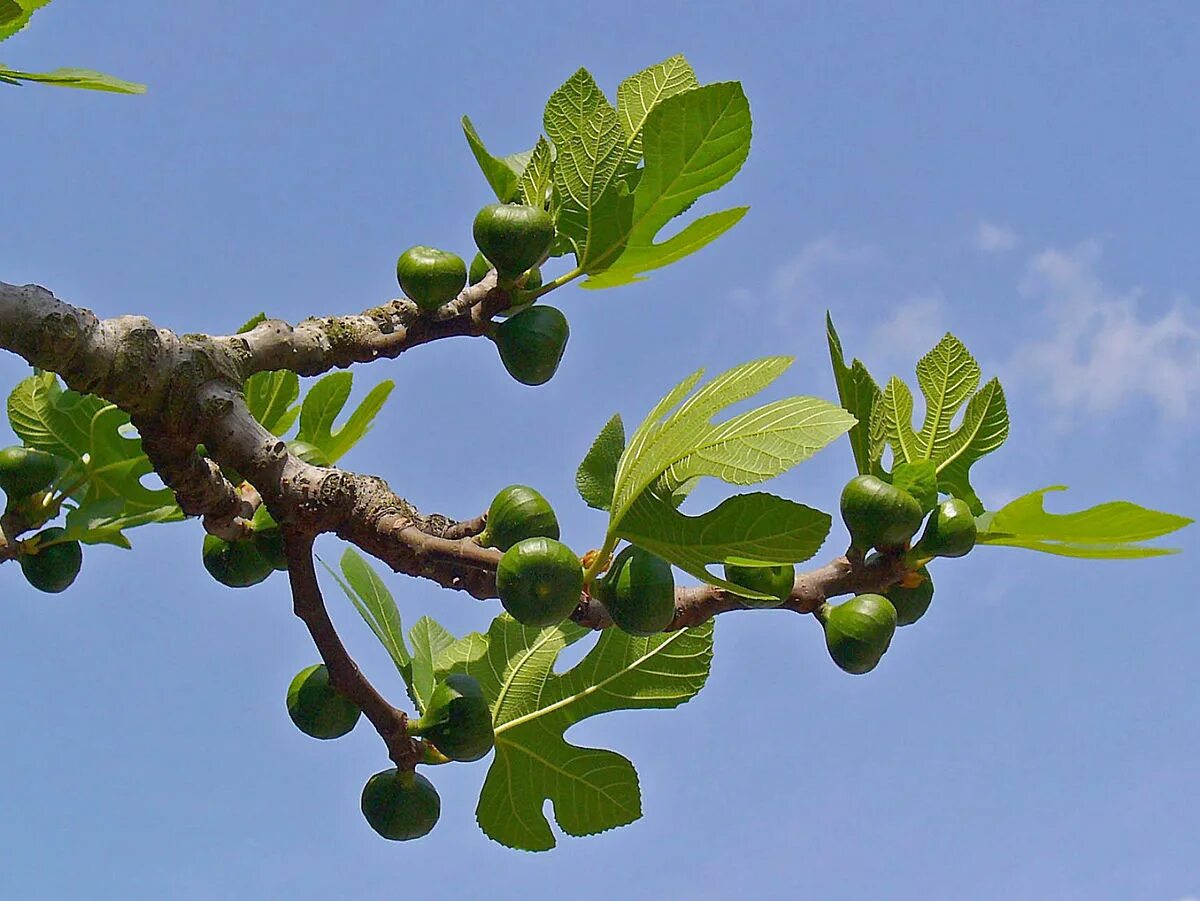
<box><xmin>283</xmin><ymin>531</ymin><xmax>419</xmax><ymax>769</ymax></box>
<box><xmin>227</xmin><ymin>272</ymin><xmax>509</xmax><ymax>379</ymax></box>
<box><xmin>0</xmin><ymin>280</ymin><xmax>912</xmax><ymax>634</ymax></box>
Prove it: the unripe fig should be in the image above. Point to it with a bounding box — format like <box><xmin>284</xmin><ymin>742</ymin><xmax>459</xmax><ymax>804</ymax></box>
<box><xmin>409</xmin><ymin>673</ymin><xmax>494</xmax><ymax>762</ymax></box>
<box><xmin>472</xmin><ymin>203</ymin><xmax>555</xmax><ymax>279</ymax></box>
<box><xmin>594</xmin><ymin>545</ymin><xmax>675</xmax><ymax>636</ymax></box>
<box><xmin>478</xmin><ymin>484</ymin><xmax>559</xmax><ymax>551</ymax></box>
<box><xmin>723</xmin><ymin>562</ymin><xmax>795</xmax><ymax>608</ymax></box>
<box><xmin>361</xmin><ymin>768</ymin><xmax>440</xmax><ymax>841</ymax></box>
<box><xmin>817</xmin><ymin>593</ymin><xmax>897</xmax><ymax>675</ymax></box>
<box><xmin>492</xmin><ymin>306</ymin><xmax>569</xmax><ymax>386</ymax></box>
<box><xmin>886</xmin><ymin>567</ymin><xmax>935</xmax><ymax>626</ymax></box>
<box><xmin>202</xmin><ymin>533</ymin><xmax>274</xmax><ymax>588</ymax></box>
<box><xmin>19</xmin><ymin>527</ymin><xmax>82</xmax><ymax>594</ymax></box>
<box><xmin>0</xmin><ymin>446</ymin><xmax>61</xmax><ymax>500</ymax></box>
<box><xmin>396</xmin><ymin>245</ymin><xmax>467</xmax><ymax>311</ymax></box>
<box><xmin>495</xmin><ymin>536</ymin><xmax>582</xmax><ymax>627</ymax></box>
<box><xmin>839</xmin><ymin>474</ymin><xmax>924</xmax><ymax>553</ymax></box>
<box><xmin>912</xmin><ymin>497</ymin><xmax>977</xmax><ymax>560</ymax></box>
<box><xmin>251</xmin><ymin>505</ymin><xmax>288</xmax><ymax>571</ymax></box>
<box><xmin>286</xmin><ymin>663</ymin><xmax>361</xmax><ymax>740</ymax></box>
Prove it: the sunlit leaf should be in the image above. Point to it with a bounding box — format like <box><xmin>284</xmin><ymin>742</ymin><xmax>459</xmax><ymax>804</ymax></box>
<box><xmin>430</xmin><ymin>614</ymin><xmax>712</xmax><ymax>851</ymax></box>
<box><xmin>977</xmin><ymin>486</ymin><xmax>1192</xmax><ymax>558</ymax></box>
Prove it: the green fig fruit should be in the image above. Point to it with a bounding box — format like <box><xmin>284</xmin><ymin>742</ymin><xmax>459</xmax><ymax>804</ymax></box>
<box><xmin>396</xmin><ymin>245</ymin><xmax>467</xmax><ymax>312</ymax></box>
<box><xmin>409</xmin><ymin>673</ymin><xmax>494</xmax><ymax>762</ymax></box>
<box><xmin>0</xmin><ymin>446</ymin><xmax>61</xmax><ymax>500</ymax></box>
<box><xmin>478</xmin><ymin>484</ymin><xmax>559</xmax><ymax>551</ymax></box>
<box><xmin>492</xmin><ymin>305</ymin><xmax>569</xmax><ymax>386</ymax></box>
<box><xmin>912</xmin><ymin>497</ymin><xmax>977</xmax><ymax>560</ymax></box>
<box><xmin>886</xmin><ymin>567</ymin><xmax>935</xmax><ymax>626</ymax></box>
<box><xmin>18</xmin><ymin>527</ymin><xmax>82</xmax><ymax>593</ymax></box>
<box><xmin>286</xmin><ymin>663</ymin><xmax>361</xmax><ymax>740</ymax></box>
<box><xmin>250</xmin><ymin>506</ymin><xmax>288</xmax><ymax>571</ymax></box>
<box><xmin>361</xmin><ymin>768</ymin><xmax>440</xmax><ymax>841</ymax></box>
<box><xmin>818</xmin><ymin>593</ymin><xmax>897</xmax><ymax>675</ymax></box>
<box><xmin>472</xmin><ymin>203</ymin><xmax>555</xmax><ymax>279</ymax></box>
<box><xmin>202</xmin><ymin>533</ymin><xmax>274</xmax><ymax>588</ymax></box>
<box><xmin>495</xmin><ymin>536</ymin><xmax>582</xmax><ymax>627</ymax></box>
<box><xmin>723</xmin><ymin>562</ymin><xmax>795</xmax><ymax>608</ymax></box>
<box><xmin>594</xmin><ymin>544</ymin><xmax>676</xmax><ymax>635</ymax></box>
<box><xmin>839</xmin><ymin>474</ymin><xmax>924</xmax><ymax>553</ymax></box>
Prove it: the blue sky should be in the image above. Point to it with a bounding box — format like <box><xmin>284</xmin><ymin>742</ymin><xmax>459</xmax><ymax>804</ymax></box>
<box><xmin>2</xmin><ymin>2</ymin><xmax>1197</xmax><ymax>898</ymax></box>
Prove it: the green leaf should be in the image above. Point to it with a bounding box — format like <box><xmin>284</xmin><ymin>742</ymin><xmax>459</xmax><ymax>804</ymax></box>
<box><xmin>237</xmin><ymin>312</ymin><xmax>266</xmax><ymax>333</ymax></box>
<box><xmin>602</xmin><ymin>357</ymin><xmax>851</xmax><ymax>590</ymax></box>
<box><xmin>977</xmin><ymin>486</ymin><xmax>1192</xmax><ymax>559</ymax></box>
<box><xmin>891</xmin><ymin>460</ymin><xmax>939</xmax><ymax>514</ymax></box>
<box><xmin>461</xmin><ymin>115</ymin><xmax>530</xmax><ymax>203</ymax></box>
<box><xmin>618</xmin><ymin>490</ymin><xmax>830</xmax><ymax>593</ymax></box>
<box><xmin>7</xmin><ymin>372</ymin><xmax>179</xmax><ymax>532</ymax></box>
<box><xmin>407</xmin><ymin>616</ymin><xmax>458</xmax><ymax>713</ymax></box>
<box><xmin>431</xmin><ymin>614</ymin><xmax>712</xmax><ymax>851</ymax></box>
<box><xmin>876</xmin><ymin>334</ymin><xmax>1009</xmax><ymax>510</ymax></box>
<box><xmin>576</xmin><ymin>413</ymin><xmax>624</xmax><ymax>511</ymax></box>
<box><xmin>321</xmin><ymin>550</ymin><xmax>412</xmax><ymax>681</ymax></box>
<box><xmin>915</xmin><ymin>334</ymin><xmax>981</xmax><ymax>460</ymax></box>
<box><xmin>244</xmin><ymin>370</ymin><xmax>300</xmax><ymax>436</ymax></box>
<box><xmin>581</xmin><ymin>82</ymin><xmax>752</xmax><ymax>289</ymax></box>
<box><xmin>7</xmin><ymin>372</ymin><xmax>178</xmax><ymax>518</ymax></box>
<box><xmin>935</xmin><ymin>377</ymin><xmax>1009</xmax><ymax>514</ymax></box>
<box><xmin>8</xmin><ymin>371</ymin><xmax>103</xmax><ymax>461</ymax></box>
<box><xmin>62</xmin><ymin>498</ymin><xmax>181</xmax><ymax>548</ymax></box>
<box><xmin>547</xmin><ymin>70</ymin><xmax>633</xmax><ymax>272</ymax></box>
<box><xmin>879</xmin><ymin>376</ymin><xmax>920</xmax><ymax>465</ymax></box>
<box><xmin>616</xmin><ymin>54</ymin><xmax>700</xmax><ymax>158</ymax></box>
<box><xmin>84</xmin><ymin>405</ymin><xmax>176</xmax><ymax>512</ymax></box>
<box><xmin>611</xmin><ymin>358</ymin><xmax>854</xmax><ymax>527</ymax></box>
<box><xmin>0</xmin><ymin>0</ymin><xmax>52</xmax><ymax>43</ymax></box>
<box><xmin>517</xmin><ymin>136</ymin><xmax>555</xmax><ymax>209</ymax></box>
<box><xmin>0</xmin><ymin>66</ymin><xmax>145</xmax><ymax>94</ymax></box>
<box><xmin>543</xmin><ymin>67</ymin><xmax>610</xmax><ymax>147</ymax></box>
<box><xmin>296</xmin><ymin>372</ymin><xmax>394</xmax><ymax>464</ymax></box>
<box><xmin>826</xmin><ymin>313</ymin><xmax>883</xmax><ymax>474</ymax></box>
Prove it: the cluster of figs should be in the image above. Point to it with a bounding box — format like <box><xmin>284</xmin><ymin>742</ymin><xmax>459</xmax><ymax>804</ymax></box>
<box><xmin>395</xmin><ymin>202</ymin><xmax>569</xmax><ymax>387</ymax></box>
<box><xmin>818</xmin><ymin>474</ymin><xmax>979</xmax><ymax>675</ymax></box>
<box><xmin>284</xmin><ymin>661</ymin><xmax>493</xmax><ymax>841</ymax></box>
<box><xmin>483</xmin><ymin>484</ymin><xmax>804</xmax><ymax>636</ymax></box>
<box><xmin>484</xmin><ymin>484</ymin><xmax>672</xmax><ymax>633</ymax></box>
<box><xmin>0</xmin><ymin>446</ymin><xmax>83</xmax><ymax>593</ymax></box>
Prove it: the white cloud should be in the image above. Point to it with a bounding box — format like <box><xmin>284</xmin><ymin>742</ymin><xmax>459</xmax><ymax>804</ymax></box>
<box><xmin>1012</xmin><ymin>240</ymin><xmax>1200</xmax><ymax>422</ymax></box>
<box><xmin>974</xmin><ymin>221</ymin><xmax>1019</xmax><ymax>253</ymax></box>
<box><xmin>768</xmin><ymin>236</ymin><xmax>877</xmax><ymax>300</ymax></box>
<box><xmin>724</xmin><ymin>236</ymin><xmax>878</xmax><ymax>337</ymax></box>
<box><xmin>867</xmin><ymin>295</ymin><xmax>946</xmax><ymax>368</ymax></box>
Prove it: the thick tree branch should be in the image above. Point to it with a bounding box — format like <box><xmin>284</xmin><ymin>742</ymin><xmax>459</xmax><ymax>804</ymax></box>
<box><xmin>223</xmin><ymin>273</ymin><xmax>509</xmax><ymax>379</ymax></box>
<box><xmin>0</xmin><ymin>281</ymin><xmax>910</xmax><ymax>639</ymax></box>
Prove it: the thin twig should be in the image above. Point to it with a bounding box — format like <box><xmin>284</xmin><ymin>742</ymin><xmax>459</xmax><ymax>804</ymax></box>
<box><xmin>283</xmin><ymin>530</ymin><xmax>420</xmax><ymax>770</ymax></box>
